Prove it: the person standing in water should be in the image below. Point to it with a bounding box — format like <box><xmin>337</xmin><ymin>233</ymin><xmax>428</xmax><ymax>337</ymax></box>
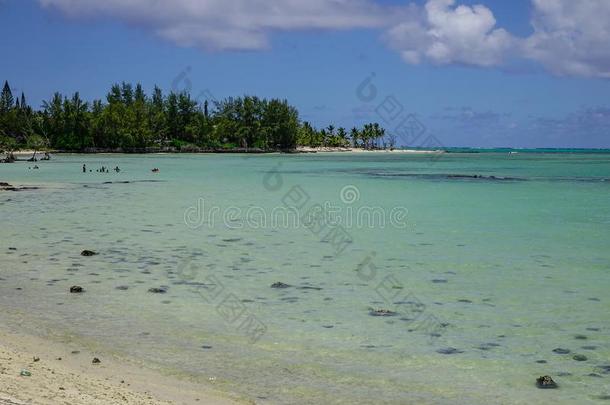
<box><xmin>82</xmin><ymin>164</ymin><xmax>86</xmax><ymax>173</ymax></box>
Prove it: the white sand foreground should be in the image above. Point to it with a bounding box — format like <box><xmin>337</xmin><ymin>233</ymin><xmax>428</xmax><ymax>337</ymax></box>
<box><xmin>0</xmin><ymin>326</ymin><xmax>247</xmax><ymax>405</ymax></box>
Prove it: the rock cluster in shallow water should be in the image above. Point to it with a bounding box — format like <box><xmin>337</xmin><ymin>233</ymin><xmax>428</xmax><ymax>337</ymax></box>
<box><xmin>536</xmin><ymin>375</ymin><xmax>558</xmax><ymax>389</ymax></box>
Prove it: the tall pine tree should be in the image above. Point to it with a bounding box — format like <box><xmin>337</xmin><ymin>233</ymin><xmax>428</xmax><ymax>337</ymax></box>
<box><xmin>0</xmin><ymin>81</ymin><xmax>14</xmax><ymax>113</ymax></box>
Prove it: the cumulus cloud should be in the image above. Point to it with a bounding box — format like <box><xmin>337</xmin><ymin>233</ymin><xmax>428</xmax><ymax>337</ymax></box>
<box><xmin>385</xmin><ymin>0</ymin><xmax>514</xmax><ymax>67</ymax></box>
<box><xmin>38</xmin><ymin>0</ymin><xmax>392</xmax><ymax>50</ymax></box>
<box><xmin>386</xmin><ymin>0</ymin><xmax>610</xmax><ymax>77</ymax></box>
<box><xmin>524</xmin><ymin>0</ymin><xmax>610</xmax><ymax>78</ymax></box>
<box><xmin>38</xmin><ymin>0</ymin><xmax>610</xmax><ymax>77</ymax></box>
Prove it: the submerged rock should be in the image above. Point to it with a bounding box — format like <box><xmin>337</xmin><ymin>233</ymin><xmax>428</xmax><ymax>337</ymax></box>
<box><xmin>1</xmin><ymin>180</ymin><xmax>39</xmax><ymax>191</ymax></box>
<box><xmin>81</xmin><ymin>250</ymin><xmax>97</xmax><ymax>257</ymax></box>
<box><xmin>2</xmin><ymin>186</ymin><xmax>39</xmax><ymax>191</ymax></box>
<box><xmin>574</xmin><ymin>334</ymin><xmax>588</xmax><ymax>340</ymax></box>
<box><xmin>536</xmin><ymin>375</ymin><xmax>558</xmax><ymax>389</ymax></box>
<box><xmin>368</xmin><ymin>308</ymin><xmax>397</xmax><ymax>317</ymax></box>
<box><xmin>270</xmin><ymin>282</ymin><xmax>291</xmax><ymax>289</ymax></box>
<box><xmin>597</xmin><ymin>395</ymin><xmax>610</xmax><ymax>401</ymax></box>
<box><xmin>436</xmin><ymin>347</ymin><xmax>464</xmax><ymax>355</ymax></box>
<box><xmin>477</xmin><ymin>343</ymin><xmax>501</xmax><ymax>351</ymax></box>
<box><xmin>597</xmin><ymin>365</ymin><xmax>610</xmax><ymax>374</ymax></box>
<box><xmin>69</xmin><ymin>286</ymin><xmax>84</xmax><ymax>293</ymax></box>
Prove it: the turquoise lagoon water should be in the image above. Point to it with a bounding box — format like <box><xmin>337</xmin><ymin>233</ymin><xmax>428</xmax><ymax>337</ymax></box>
<box><xmin>1</xmin><ymin>152</ymin><xmax>609</xmax><ymax>404</ymax></box>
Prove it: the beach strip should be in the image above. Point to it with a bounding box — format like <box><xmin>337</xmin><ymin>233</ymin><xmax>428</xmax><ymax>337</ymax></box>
<box><xmin>0</xmin><ymin>324</ymin><xmax>244</xmax><ymax>405</ymax></box>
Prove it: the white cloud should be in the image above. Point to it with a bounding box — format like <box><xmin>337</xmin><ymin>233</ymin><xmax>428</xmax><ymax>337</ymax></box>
<box><xmin>38</xmin><ymin>0</ymin><xmax>392</xmax><ymax>51</ymax></box>
<box><xmin>386</xmin><ymin>0</ymin><xmax>610</xmax><ymax>77</ymax></box>
<box><xmin>38</xmin><ymin>0</ymin><xmax>610</xmax><ymax>78</ymax></box>
<box><xmin>524</xmin><ymin>0</ymin><xmax>610</xmax><ymax>78</ymax></box>
<box><xmin>385</xmin><ymin>0</ymin><xmax>514</xmax><ymax>67</ymax></box>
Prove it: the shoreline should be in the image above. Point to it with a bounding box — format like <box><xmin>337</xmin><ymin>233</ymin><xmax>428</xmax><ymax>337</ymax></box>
<box><xmin>5</xmin><ymin>147</ymin><xmax>445</xmax><ymax>158</ymax></box>
<box><xmin>294</xmin><ymin>146</ymin><xmax>444</xmax><ymax>154</ymax></box>
<box><xmin>0</xmin><ymin>317</ymin><xmax>245</xmax><ymax>405</ymax></box>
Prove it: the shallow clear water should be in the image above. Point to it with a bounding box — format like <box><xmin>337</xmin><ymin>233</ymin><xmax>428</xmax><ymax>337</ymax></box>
<box><xmin>1</xmin><ymin>152</ymin><xmax>609</xmax><ymax>404</ymax></box>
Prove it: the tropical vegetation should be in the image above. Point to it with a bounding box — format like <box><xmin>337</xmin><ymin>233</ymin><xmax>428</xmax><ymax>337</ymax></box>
<box><xmin>0</xmin><ymin>80</ymin><xmax>388</xmax><ymax>153</ymax></box>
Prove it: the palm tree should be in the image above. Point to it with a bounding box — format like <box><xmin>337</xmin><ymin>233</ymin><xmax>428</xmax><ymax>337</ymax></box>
<box><xmin>337</xmin><ymin>127</ymin><xmax>348</xmax><ymax>147</ymax></box>
<box><xmin>350</xmin><ymin>127</ymin><xmax>360</xmax><ymax>148</ymax></box>
<box><xmin>320</xmin><ymin>129</ymin><xmax>328</xmax><ymax>147</ymax></box>
<box><xmin>373</xmin><ymin>123</ymin><xmax>384</xmax><ymax>149</ymax></box>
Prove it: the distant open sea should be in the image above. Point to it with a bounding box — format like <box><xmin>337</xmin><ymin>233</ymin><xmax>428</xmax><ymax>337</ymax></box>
<box><xmin>421</xmin><ymin>147</ymin><xmax>610</xmax><ymax>154</ymax></box>
<box><xmin>1</xmin><ymin>151</ymin><xmax>609</xmax><ymax>404</ymax></box>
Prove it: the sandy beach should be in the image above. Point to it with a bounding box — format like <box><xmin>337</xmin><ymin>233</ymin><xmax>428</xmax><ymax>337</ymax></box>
<box><xmin>295</xmin><ymin>146</ymin><xmax>445</xmax><ymax>153</ymax></box>
<box><xmin>4</xmin><ymin>148</ymin><xmax>445</xmax><ymax>158</ymax></box>
<box><xmin>0</xmin><ymin>322</ymin><xmax>244</xmax><ymax>405</ymax></box>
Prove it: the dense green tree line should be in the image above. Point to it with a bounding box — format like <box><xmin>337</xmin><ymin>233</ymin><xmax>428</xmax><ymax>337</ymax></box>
<box><xmin>0</xmin><ymin>80</ymin><xmax>387</xmax><ymax>152</ymax></box>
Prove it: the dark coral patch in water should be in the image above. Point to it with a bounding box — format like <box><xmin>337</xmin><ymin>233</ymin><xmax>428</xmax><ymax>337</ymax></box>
<box><xmin>536</xmin><ymin>375</ymin><xmax>557</xmax><ymax>389</ymax></box>
<box><xmin>574</xmin><ymin>334</ymin><xmax>588</xmax><ymax>340</ymax></box>
<box><xmin>271</xmin><ymin>282</ymin><xmax>291</xmax><ymax>289</ymax></box>
<box><xmin>437</xmin><ymin>347</ymin><xmax>464</xmax><ymax>355</ymax></box>
<box><xmin>369</xmin><ymin>309</ymin><xmax>397</xmax><ymax>317</ymax></box>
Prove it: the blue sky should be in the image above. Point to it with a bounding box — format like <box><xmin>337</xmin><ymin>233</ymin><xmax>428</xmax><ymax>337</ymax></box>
<box><xmin>1</xmin><ymin>0</ymin><xmax>610</xmax><ymax>148</ymax></box>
